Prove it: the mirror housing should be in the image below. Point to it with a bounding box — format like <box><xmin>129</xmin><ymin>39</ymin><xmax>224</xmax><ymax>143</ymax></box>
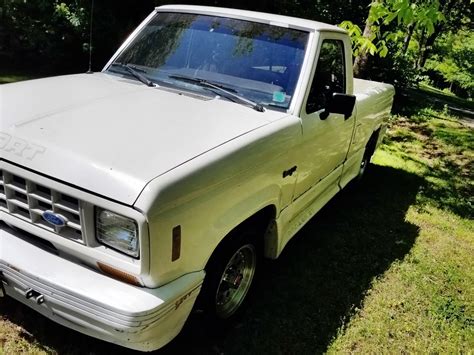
<box><xmin>320</xmin><ymin>93</ymin><xmax>356</xmax><ymax>120</ymax></box>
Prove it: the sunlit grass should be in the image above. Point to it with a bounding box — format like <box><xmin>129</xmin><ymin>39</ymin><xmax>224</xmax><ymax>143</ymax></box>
<box><xmin>0</xmin><ymin>75</ymin><xmax>33</xmax><ymax>84</ymax></box>
<box><xmin>0</xmin><ymin>74</ymin><xmax>33</xmax><ymax>85</ymax></box>
<box><xmin>0</xmin><ymin>317</ymin><xmax>51</xmax><ymax>354</ymax></box>
<box><xmin>328</xmin><ymin>202</ymin><xmax>474</xmax><ymax>352</ymax></box>
<box><xmin>327</xmin><ymin>108</ymin><xmax>473</xmax><ymax>353</ymax></box>
<box><xmin>418</xmin><ymin>83</ymin><xmax>474</xmax><ymax>109</ymax></box>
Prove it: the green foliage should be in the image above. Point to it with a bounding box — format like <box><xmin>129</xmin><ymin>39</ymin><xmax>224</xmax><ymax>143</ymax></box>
<box><xmin>0</xmin><ymin>0</ymin><xmax>472</xmax><ymax>94</ymax></box>
<box><xmin>425</xmin><ymin>30</ymin><xmax>474</xmax><ymax>98</ymax></box>
<box><xmin>374</xmin><ymin>0</ymin><xmax>446</xmax><ymax>35</ymax></box>
<box><xmin>341</xmin><ymin>0</ymin><xmax>445</xmax><ymax>60</ymax></box>
<box><xmin>343</xmin><ymin>0</ymin><xmax>473</xmax><ymax>92</ymax></box>
<box><xmin>0</xmin><ymin>0</ymin><xmax>89</xmax><ymax>72</ymax></box>
<box><xmin>339</xmin><ymin>21</ymin><xmax>385</xmax><ymax>57</ymax></box>
<box><xmin>369</xmin><ymin>47</ymin><xmax>420</xmax><ymax>87</ymax></box>
<box><xmin>55</xmin><ymin>2</ymin><xmax>87</xmax><ymax>28</ymax></box>
<box><xmin>273</xmin><ymin>0</ymin><xmax>370</xmax><ymax>25</ymax></box>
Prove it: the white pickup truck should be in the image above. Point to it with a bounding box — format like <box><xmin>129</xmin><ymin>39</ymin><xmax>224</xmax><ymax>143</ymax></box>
<box><xmin>0</xmin><ymin>5</ymin><xmax>394</xmax><ymax>351</ymax></box>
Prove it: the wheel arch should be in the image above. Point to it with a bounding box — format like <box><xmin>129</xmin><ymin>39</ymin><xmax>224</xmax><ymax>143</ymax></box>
<box><xmin>204</xmin><ymin>204</ymin><xmax>277</xmax><ymax>269</ymax></box>
<box><xmin>366</xmin><ymin>127</ymin><xmax>381</xmax><ymax>159</ymax></box>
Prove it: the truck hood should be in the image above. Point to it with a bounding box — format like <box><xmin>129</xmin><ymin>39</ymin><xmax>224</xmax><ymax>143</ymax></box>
<box><xmin>0</xmin><ymin>73</ymin><xmax>283</xmax><ymax>205</ymax></box>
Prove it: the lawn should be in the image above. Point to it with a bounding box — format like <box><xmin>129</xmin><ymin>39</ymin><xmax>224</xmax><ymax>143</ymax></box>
<box><xmin>0</xmin><ymin>87</ymin><xmax>473</xmax><ymax>354</ymax></box>
<box><xmin>0</xmin><ymin>75</ymin><xmax>29</xmax><ymax>85</ymax></box>
<box><xmin>0</xmin><ymin>57</ymin><xmax>44</xmax><ymax>84</ymax></box>
<box><xmin>0</xmin><ymin>72</ymin><xmax>35</xmax><ymax>85</ymax></box>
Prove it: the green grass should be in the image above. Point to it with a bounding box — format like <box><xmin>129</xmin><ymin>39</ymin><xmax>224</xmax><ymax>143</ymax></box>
<box><xmin>398</xmin><ymin>84</ymin><xmax>474</xmax><ymax>117</ymax></box>
<box><xmin>1</xmin><ymin>92</ymin><xmax>473</xmax><ymax>354</ymax></box>
<box><xmin>326</xmin><ymin>110</ymin><xmax>473</xmax><ymax>353</ymax></box>
<box><xmin>0</xmin><ymin>73</ymin><xmax>34</xmax><ymax>85</ymax></box>
<box><xmin>419</xmin><ymin>83</ymin><xmax>474</xmax><ymax>109</ymax></box>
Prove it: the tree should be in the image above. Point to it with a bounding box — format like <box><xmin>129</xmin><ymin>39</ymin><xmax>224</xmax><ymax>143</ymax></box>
<box><xmin>344</xmin><ymin>0</ymin><xmax>446</xmax><ymax>77</ymax></box>
<box><xmin>1</xmin><ymin>0</ymin><xmax>472</xmax><ymax>94</ymax></box>
<box><xmin>0</xmin><ymin>0</ymin><xmax>89</xmax><ymax>72</ymax></box>
<box><xmin>342</xmin><ymin>0</ymin><xmax>472</xmax><ymax>88</ymax></box>
<box><xmin>415</xmin><ymin>0</ymin><xmax>472</xmax><ymax>69</ymax></box>
<box><xmin>425</xmin><ymin>30</ymin><xmax>474</xmax><ymax>98</ymax></box>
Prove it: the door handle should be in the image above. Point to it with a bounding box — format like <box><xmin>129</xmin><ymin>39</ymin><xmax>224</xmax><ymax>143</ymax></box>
<box><xmin>283</xmin><ymin>166</ymin><xmax>297</xmax><ymax>178</ymax></box>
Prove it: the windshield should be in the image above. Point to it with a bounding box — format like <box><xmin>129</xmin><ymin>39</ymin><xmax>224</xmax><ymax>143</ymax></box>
<box><xmin>108</xmin><ymin>12</ymin><xmax>309</xmax><ymax>110</ymax></box>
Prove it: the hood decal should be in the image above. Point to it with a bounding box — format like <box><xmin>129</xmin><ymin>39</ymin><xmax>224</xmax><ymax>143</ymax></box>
<box><xmin>0</xmin><ymin>132</ymin><xmax>46</xmax><ymax>160</ymax></box>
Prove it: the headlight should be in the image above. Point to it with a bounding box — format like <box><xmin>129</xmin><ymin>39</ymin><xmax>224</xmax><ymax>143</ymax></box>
<box><xmin>96</xmin><ymin>208</ymin><xmax>139</xmax><ymax>258</ymax></box>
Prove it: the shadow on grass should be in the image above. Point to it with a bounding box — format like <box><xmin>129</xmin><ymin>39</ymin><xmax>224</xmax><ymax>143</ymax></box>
<box><xmin>0</xmin><ymin>164</ymin><xmax>422</xmax><ymax>354</ymax></box>
<box><xmin>393</xmin><ymin>88</ymin><xmax>474</xmax><ymax>120</ymax></box>
<box><xmin>382</xmin><ymin>112</ymin><xmax>473</xmax><ymax>219</ymax></box>
<box><xmin>421</xmin><ymin>166</ymin><xmax>473</xmax><ymax>220</ymax></box>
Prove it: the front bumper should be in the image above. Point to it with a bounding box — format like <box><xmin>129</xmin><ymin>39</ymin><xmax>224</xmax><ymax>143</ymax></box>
<box><xmin>0</xmin><ymin>225</ymin><xmax>205</xmax><ymax>351</ymax></box>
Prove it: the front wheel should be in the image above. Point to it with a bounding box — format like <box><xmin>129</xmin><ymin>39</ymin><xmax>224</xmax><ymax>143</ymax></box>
<box><xmin>215</xmin><ymin>243</ymin><xmax>256</xmax><ymax>318</ymax></box>
<box><xmin>198</xmin><ymin>231</ymin><xmax>259</xmax><ymax>321</ymax></box>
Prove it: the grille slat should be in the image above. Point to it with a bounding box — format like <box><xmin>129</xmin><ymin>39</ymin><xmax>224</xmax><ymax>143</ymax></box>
<box><xmin>28</xmin><ymin>193</ymin><xmax>53</xmax><ymax>204</ymax></box>
<box><xmin>5</xmin><ymin>183</ymin><xmax>27</xmax><ymax>194</ymax></box>
<box><xmin>54</xmin><ymin>201</ymin><xmax>80</xmax><ymax>215</ymax></box>
<box><xmin>7</xmin><ymin>198</ymin><xmax>30</xmax><ymax>210</ymax></box>
<box><xmin>0</xmin><ymin>169</ymin><xmax>84</xmax><ymax>243</ymax></box>
<box><xmin>66</xmin><ymin>221</ymin><xmax>82</xmax><ymax>231</ymax></box>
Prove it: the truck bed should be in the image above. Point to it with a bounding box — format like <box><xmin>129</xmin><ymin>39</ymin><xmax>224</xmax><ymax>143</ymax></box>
<box><xmin>354</xmin><ymin>78</ymin><xmax>395</xmax><ymax>117</ymax></box>
<box><xmin>350</xmin><ymin>78</ymin><xmax>395</xmax><ymax>157</ymax></box>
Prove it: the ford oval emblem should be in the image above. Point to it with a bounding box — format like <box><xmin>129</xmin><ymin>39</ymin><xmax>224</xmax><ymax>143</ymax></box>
<box><xmin>42</xmin><ymin>211</ymin><xmax>67</xmax><ymax>227</ymax></box>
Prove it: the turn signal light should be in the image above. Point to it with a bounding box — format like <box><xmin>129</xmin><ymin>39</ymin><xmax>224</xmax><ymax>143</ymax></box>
<box><xmin>97</xmin><ymin>262</ymin><xmax>142</xmax><ymax>286</ymax></box>
<box><xmin>172</xmin><ymin>225</ymin><xmax>181</xmax><ymax>262</ymax></box>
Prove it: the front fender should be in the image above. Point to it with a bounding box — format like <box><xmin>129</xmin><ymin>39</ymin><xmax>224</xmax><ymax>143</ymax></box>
<box><xmin>135</xmin><ymin>116</ymin><xmax>301</xmax><ymax>287</ymax></box>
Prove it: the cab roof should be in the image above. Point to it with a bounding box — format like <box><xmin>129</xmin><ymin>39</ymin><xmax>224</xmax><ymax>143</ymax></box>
<box><xmin>156</xmin><ymin>5</ymin><xmax>347</xmax><ymax>34</ymax></box>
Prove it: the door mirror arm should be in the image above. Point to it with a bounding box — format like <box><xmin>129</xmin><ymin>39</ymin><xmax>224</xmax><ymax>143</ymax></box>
<box><xmin>320</xmin><ymin>109</ymin><xmax>330</xmax><ymax>120</ymax></box>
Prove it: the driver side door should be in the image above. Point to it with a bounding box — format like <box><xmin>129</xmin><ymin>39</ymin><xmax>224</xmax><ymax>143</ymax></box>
<box><xmin>292</xmin><ymin>33</ymin><xmax>355</xmax><ymax>202</ymax></box>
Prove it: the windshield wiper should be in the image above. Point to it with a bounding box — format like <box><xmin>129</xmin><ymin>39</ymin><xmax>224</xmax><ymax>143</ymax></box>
<box><xmin>169</xmin><ymin>74</ymin><xmax>265</xmax><ymax>112</ymax></box>
<box><xmin>109</xmin><ymin>63</ymin><xmax>155</xmax><ymax>87</ymax></box>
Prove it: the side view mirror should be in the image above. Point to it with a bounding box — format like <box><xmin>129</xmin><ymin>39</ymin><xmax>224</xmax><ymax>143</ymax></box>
<box><xmin>320</xmin><ymin>93</ymin><xmax>356</xmax><ymax>120</ymax></box>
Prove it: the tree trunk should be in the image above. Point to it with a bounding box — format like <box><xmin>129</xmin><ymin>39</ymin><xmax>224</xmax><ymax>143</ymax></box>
<box><xmin>402</xmin><ymin>23</ymin><xmax>414</xmax><ymax>55</ymax></box>
<box><xmin>353</xmin><ymin>15</ymin><xmax>374</xmax><ymax>78</ymax></box>
<box><xmin>0</xmin><ymin>0</ymin><xmax>8</xmax><ymax>50</ymax></box>
<box><xmin>415</xmin><ymin>28</ymin><xmax>426</xmax><ymax>69</ymax></box>
<box><xmin>417</xmin><ymin>25</ymin><xmax>442</xmax><ymax>68</ymax></box>
<box><xmin>353</xmin><ymin>0</ymin><xmax>382</xmax><ymax>78</ymax></box>
<box><xmin>417</xmin><ymin>0</ymin><xmax>456</xmax><ymax>68</ymax></box>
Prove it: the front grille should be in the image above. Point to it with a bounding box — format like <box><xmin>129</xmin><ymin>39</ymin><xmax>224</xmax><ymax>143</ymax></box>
<box><xmin>0</xmin><ymin>169</ymin><xmax>84</xmax><ymax>243</ymax></box>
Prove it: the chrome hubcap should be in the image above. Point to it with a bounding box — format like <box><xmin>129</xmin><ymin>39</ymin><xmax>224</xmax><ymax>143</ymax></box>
<box><xmin>215</xmin><ymin>244</ymin><xmax>256</xmax><ymax>318</ymax></box>
<box><xmin>359</xmin><ymin>156</ymin><xmax>368</xmax><ymax>176</ymax></box>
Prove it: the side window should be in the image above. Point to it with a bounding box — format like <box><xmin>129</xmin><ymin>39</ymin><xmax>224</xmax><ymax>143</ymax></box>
<box><xmin>306</xmin><ymin>39</ymin><xmax>346</xmax><ymax>114</ymax></box>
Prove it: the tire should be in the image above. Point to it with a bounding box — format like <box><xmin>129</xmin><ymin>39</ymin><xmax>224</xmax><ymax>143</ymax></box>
<box><xmin>197</xmin><ymin>229</ymin><xmax>259</xmax><ymax>321</ymax></box>
<box><xmin>356</xmin><ymin>148</ymin><xmax>371</xmax><ymax>181</ymax></box>
<box><xmin>357</xmin><ymin>131</ymin><xmax>379</xmax><ymax>181</ymax></box>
